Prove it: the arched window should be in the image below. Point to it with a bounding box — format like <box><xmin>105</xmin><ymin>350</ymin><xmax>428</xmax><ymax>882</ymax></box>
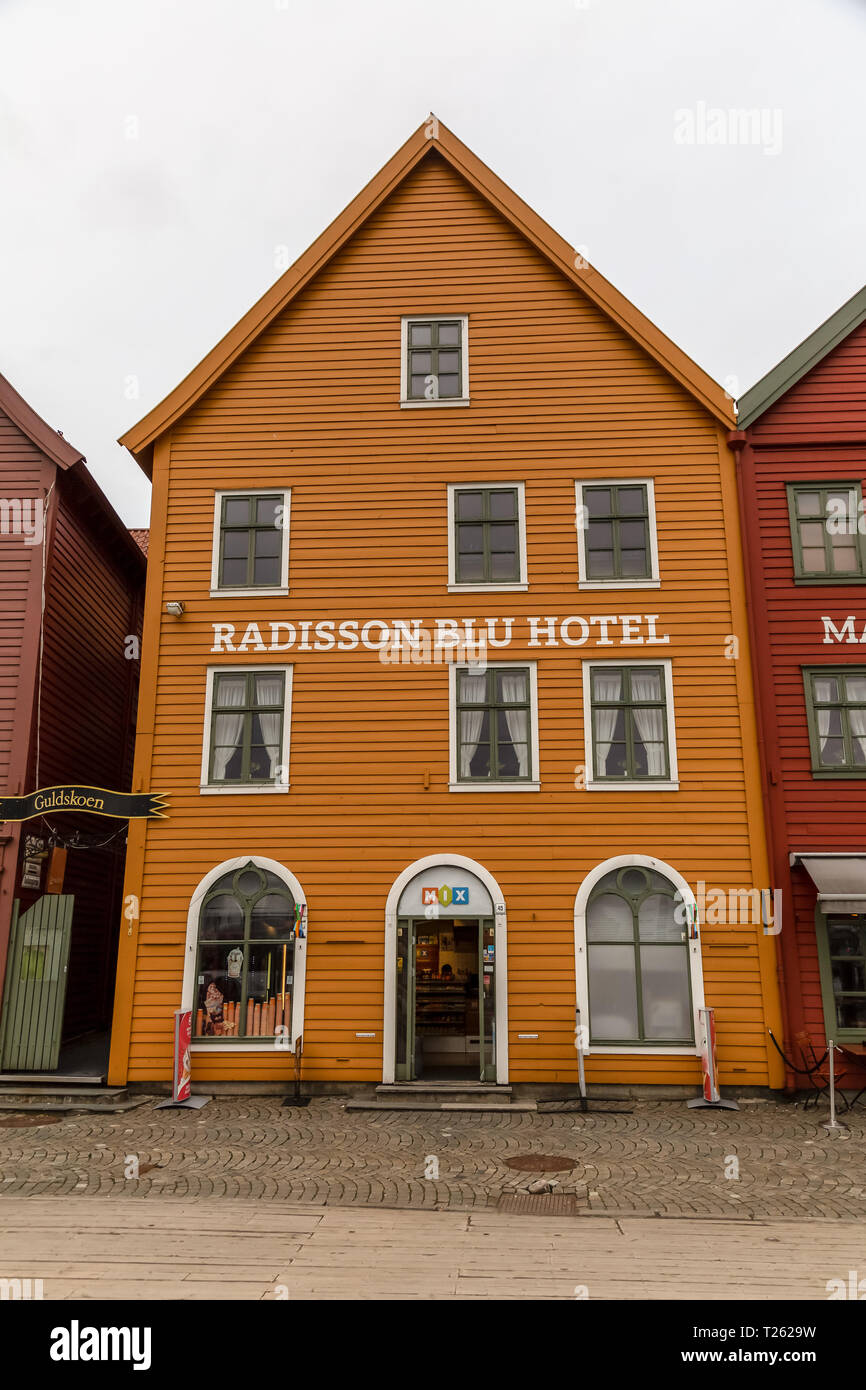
<box><xmin>193</xmin><ymin>860</ymin><xmax>297</xmax><ymax>1042</ymax></box>
<box><xmin>586</xmin><ymin>864</ymin><xmax>693</xmax><ymax>1045</ymax></box>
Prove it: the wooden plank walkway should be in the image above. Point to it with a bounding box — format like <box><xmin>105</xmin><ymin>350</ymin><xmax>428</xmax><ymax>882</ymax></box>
<box><xmin>0</xmin><ymin>1198</ymin><xmax>862</xmax><ymax>1300</ymax></box>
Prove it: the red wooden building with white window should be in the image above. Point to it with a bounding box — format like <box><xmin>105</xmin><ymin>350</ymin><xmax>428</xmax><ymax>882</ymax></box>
<box><xmin>734</xmin><ymin>286</ymin><xmax>866</xmax><ymax>1093</ymax></box>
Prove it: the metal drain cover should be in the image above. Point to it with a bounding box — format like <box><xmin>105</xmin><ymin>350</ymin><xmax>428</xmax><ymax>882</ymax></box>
<box><xmin>0</xmin><ymin>1112</ymin><xmax>63</xmax><ymax>1127</ymax></box>
<box><xmin>498</xmin><ymin>1193</ymin><xmax>579</xmax><ymax>1215</ymax></box>
<box><xmin>503</xmin><ymin>1154</ymin><xmax>577</xmax><ymax>1172</ymax></box>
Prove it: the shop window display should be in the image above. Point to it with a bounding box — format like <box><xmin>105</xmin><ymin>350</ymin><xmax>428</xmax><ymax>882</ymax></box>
<box><xmin>193</xmin><ymin>862</ymin><xmax>298</xmax><ymax>1041</ymax></box>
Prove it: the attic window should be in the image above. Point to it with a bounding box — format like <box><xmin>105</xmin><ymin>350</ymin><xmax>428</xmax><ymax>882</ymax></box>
<box><xmin>401</xmin><ymin>316</ymin><xmax>469</xmax><ymax>406</ymax></box>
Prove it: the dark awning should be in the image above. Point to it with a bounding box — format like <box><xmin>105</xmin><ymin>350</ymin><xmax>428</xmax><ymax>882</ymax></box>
<box><xmin>790</xmin><ymin>854</ymin><xmax>866</xmax><ymax>915</ymax></box>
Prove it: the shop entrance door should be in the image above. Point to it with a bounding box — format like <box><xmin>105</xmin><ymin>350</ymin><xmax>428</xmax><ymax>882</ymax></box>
<box><xmin>395</xmin><ymin>917</ymin><xmax>496</xmax><ymax>1082</ymax></box>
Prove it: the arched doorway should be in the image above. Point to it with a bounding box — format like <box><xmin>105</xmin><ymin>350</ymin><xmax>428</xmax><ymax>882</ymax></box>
<box><xmin>384</xmin><ymin>854</ymin><xmax>508</xmax><ymax>1084</ymax></box>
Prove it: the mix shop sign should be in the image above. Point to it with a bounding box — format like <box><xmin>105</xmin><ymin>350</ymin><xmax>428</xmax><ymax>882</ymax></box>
<box><xmin>211</xmin><ymin>613</ymin><xmax>671</xmax><ymax>653</ymax></box>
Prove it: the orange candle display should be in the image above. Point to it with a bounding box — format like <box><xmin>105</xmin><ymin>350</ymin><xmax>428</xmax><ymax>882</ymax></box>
<box><xmin>246</xmin><ymin>999</ymin><xmax>254</xmax><ymax>1036</ymax></box>
<box><xmin>195</xmin><ymin>1008</ymin><xmax>203</xmax><ymax>1036</ymax></box>
<box><xmin>253</xmin><ymin>1002</ymin><xmax>262</xmax><ymax>1035</ymax></box>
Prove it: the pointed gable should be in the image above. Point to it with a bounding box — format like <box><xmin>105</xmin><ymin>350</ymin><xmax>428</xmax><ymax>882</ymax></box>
<box><xmin>121</xmin><ymin>121</ymin><xmax>733</xmax><ymax>475</ymax></box>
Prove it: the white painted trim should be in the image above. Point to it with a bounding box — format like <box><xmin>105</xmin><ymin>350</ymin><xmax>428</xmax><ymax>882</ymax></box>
<box><xmin>446</xmin><ymin>481</ymin><xmax>528</xmax><ymax>588</ymax></box>
<box><xmin>199</xmin><ymin>785</ymin><xmax>290</xmax><ymax>796</ymax></box>
<box><xmin>400</xmin><ymin>314</ymin><xmax>469</xmax><ymax>403</ymax></box>
<box><xmin>581</xmin><ymin>657</ymin><xmax>678</xmax><ymax>791</ymax></box>
<box><xmin>182</xmin><ymin>855</ymin><xmax>308</xmax><ymax>1053</ymax></box>
<box><xmin>447</xmin><ymin>583</ymin><xmax>529</xmax><ymax>594</ymax></box>
<box><xmin>449</xmin><ymin>782</ymin><xmax>540</xmax><ymax>793</ymax></box>
<box><xmin>209</xmin><ymin>588</ymin><xmax>290</xmax><ymax>599</ymax></box>
<box><xmin>573</xmin><ymin>853</ymin><xmax>704</xmax><ymax>1058</ymax></box>
<box><xmin>574</xmin><ymin>478</ymin><xmax>660</xmax><ymax>588</ymax></box>
<box><xmin>199</xmin><ymin>663</ymin><xmax>293</xmax><ymax>792</ymax></box>
<box><xmin>449</xmin><ymin>660</ymin><xmax>540</xmax><ymax>787</ymax></box>
<box><xmin>210</xmin><ymin>488</ymin><xmax>291</xmax><ymax>594</ymax></box>
<box><xmin>400</xmin><ymin>399</ymin><xmax>470</xmax><ymax>409</ymax></box>
<box><xmin>383</xmin><ymin>853</ymin><xmax>509</xmax><ymax>1085</ymax></box>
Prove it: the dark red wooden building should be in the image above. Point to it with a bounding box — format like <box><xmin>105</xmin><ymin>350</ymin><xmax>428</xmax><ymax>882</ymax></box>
<box><xmin>734</xmin><ymin>286</ymin><xmax>866</xmax><ymax>1094</ymax></box>
<box><xmin>0</xmin><ymin>372</ymin><xmax>145</xmax><ymax>1077</ymax></box>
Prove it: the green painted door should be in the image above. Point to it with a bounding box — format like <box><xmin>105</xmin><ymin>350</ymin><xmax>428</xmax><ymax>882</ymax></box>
<box><xmin>479</xmin><ymin>919</ymin><xmax>496</xmax><ymax>1082</ymax></box>
<box><xmin>0</xmin><ymin>895</ymin><xmax>74</xmax><ymax>1071</ymax></box>
<box><xmin>395</xmin><ymin>918</ymin><xmax>415</xmax><ymax>1081</ymax></box>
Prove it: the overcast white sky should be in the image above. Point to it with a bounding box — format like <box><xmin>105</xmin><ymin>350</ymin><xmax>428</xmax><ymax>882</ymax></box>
<box><xmin>2</xmin><ymin>0</ymin><xmax>865</xmax><ymax>526</ymax></box>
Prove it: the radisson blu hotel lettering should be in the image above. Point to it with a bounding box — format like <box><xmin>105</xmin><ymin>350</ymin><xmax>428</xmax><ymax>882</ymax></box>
<box><xmin>210</xmin><ymin>613</ymin><xmax>672</xmax><ymax>653</ymax></box>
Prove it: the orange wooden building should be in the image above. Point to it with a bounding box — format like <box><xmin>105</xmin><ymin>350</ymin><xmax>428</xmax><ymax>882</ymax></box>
<box><xmin>109</xmin><ymin>119</ymin><xmax>784</xmax><ymax>1096</ymax></box>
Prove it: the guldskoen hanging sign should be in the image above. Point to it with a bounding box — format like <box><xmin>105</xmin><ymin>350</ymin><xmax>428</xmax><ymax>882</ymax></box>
<box><xmin>211</xmin><ymin>613</ymin><xmax>671</xmax><ymax>654</ymax></box>
<box><xmin>0</xmin><ymin>786</ymin><xmax>169</xmax><ymax>823</ymax></box>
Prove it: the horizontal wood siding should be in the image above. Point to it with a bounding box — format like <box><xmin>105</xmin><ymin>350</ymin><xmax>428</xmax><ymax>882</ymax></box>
<box><xmin>119</xmin><ymin>153</ymin><xmax>777</xmax><ymax>1086</ymax></box>
<box><xmin>13</xmin><ymin>478</ymin><xmax>143</xmax><ymax>1039</ymax></box>
<box><xmin>744</xmin><ymin>320</ymin><xmax>866</xmax><ymax>1078</ymax></box>
<box><xmin>749</xmin><ymin>321</ymin><xmax>866</xmax><ymax>442</ymax></box>
<box><xmin>0</xmin><ymin>408</ymin><xmax>44</xmax><ymax>793</ymax></box>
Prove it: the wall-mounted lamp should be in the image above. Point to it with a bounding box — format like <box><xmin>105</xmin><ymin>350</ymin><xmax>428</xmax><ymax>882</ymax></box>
<box><xmin>165</xmin><ymin>601</ymin><xmax>185</xmax><ymax>617</ymax></box>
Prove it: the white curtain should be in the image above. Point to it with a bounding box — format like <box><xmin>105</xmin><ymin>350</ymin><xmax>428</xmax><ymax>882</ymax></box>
<box><xmin>592</xmin><ymin>671</ymin><xmax>621</xmax><ymax>775</ymax></box>
<box><xmin>500</xmin><ymin>673</ymin><xmax>529</xmax><ymax>777</ymax></box>
<box><xmin>848</xmin><ymin>707</ymin><xmax>866</xmax><ymax>764</ymax></box>
<box><xmin>817</xmin><ymin>708</ymin><xmax>836</xmax><ymax>761</ymax></box>
<box><xmin>256</xmin><ymin>676</ymin><xmax>283</xmax><ymax>777</ymax></box>
<box><xmin>459</xmin><ymin>674</ymin><xmax>486</xmax><ymax>777</ymax></box>
<box><xmin>630</xmin><ymin>670</ymin><xmax>666</xmax><ymax>776</ymax></box>
<box><xmin>212</xmin><ymin>680</ymin><xmax>246</xmax><ymax>781</ymax></box>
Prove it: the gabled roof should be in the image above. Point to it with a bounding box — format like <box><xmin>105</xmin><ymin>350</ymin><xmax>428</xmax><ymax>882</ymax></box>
<box><xmin>120</xmin><ymin>117</ymin><xmax>735</xmax><ymax>474</ymax></box>
<box><xmin>0</xmin><ymin>370</ymin><xmax>84</xmax><ymax>470</ymax></box>
<box><xmin>737</xmin><ymin>284</ymin><xmax>866</xmax><ymax>429</ymax></box>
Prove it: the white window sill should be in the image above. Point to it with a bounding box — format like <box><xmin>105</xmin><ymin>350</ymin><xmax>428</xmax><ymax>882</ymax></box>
<box><xmin>586</xmin><ymin>1044</ymin><xmax>700</xmax><ymax>1057</ymax></box>
<box><xmin>191</xmin><ymin>1043</ymin><xmax>293</xmax><ymax>1053</ymax></box>
<box><xmin>578</xmin><ymin>579</ymin><xmax>660</xmax><ymax>590</ymax></box>
<box><xmin>449</xmin><ymin>781</ymin><xmax>541</xmax><ymax>793</ymax></box>
<box><xmin>400</xmin><ymin>398</ymin><xmax>470</xmax><ymax>409</ymax></box>
<box><xmin>585</xmin><ymin>780</ymin><xmax>679</xmax><ymax>792</ymax></box>
<box><xmin>199</xmin><ymin>784</ymin><xmax>290</xmax><ymax>795</ymax></box>
<box><xmin>447</xmin><ymin>582</ymin><xmax>528</xmax><ymax>593</ymax></box>
<box><xmin>209</xmin><ymin>587</ymin><xmax>289</xmax><ymax>599</ymax></box>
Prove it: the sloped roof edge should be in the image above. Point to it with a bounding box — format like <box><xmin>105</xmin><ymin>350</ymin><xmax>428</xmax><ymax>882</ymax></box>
<box><xmin>120</xmin><ymin>117</ymin><xmax>735</xmax><ymax>475</ymax></box>
<box><xmin>737</xmin><ymin>284</ymin><xmax>866</xmax><ymax>429</ymax></box>
<box><xmin>0</xmin><ymin>370</ymin><xmax>84</xmax><ymax>470</ymax></box>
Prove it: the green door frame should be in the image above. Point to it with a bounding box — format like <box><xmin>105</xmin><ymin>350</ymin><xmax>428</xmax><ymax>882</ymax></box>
<box><xmin>396</xmin><ymin>917</ymin><xmax>495</xmax><ymax>1082</ymax></box>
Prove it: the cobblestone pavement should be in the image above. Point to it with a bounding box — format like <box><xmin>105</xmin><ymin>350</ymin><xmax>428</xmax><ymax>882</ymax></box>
<box><xmin>0</xmin><ymin>1096</ymin><xmax>865</xmax><ymax>1218</ymax></box>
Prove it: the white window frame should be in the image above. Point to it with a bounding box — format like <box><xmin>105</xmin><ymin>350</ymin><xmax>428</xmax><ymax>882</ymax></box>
<box><xmin>449</xmin><ymin>660</ymin><xmax>540</xmax><ymax>792</ymax></box>
<box><xmin>447</xmin><ymin>481</ymin><xmax>528</xmax><ymax>592</ymax></box>
<box><xmin>574</xmin><ymin>853</ymin><xmax>704</xmax><ymax>1056</ymax></box>
<box><xmin>575</xmin><ymin>478</ymin><xmax>660</xmax><ymax>590</ymax></box>
<box><xmin>184</xmin><ymin>855</ymin><xmax>308</xmax><ymax>1054</ymax></box>
<box><xmin>200</xmin><ymin>664</ymin><xmax>293</xmax><ymax>795</ymax></box>
<box><xmin>210</xmin><ymin>488</ymin><xmax>291</xmax><ymax>597</ymax></box>
<box><xmin>400</xmin><ymin>315</ymin><xmax>470</xmax><ymax>407</ymax></box>
<box><xmin>582</xmin><ymin>657</ymin><xmax>679</xmax><ymax>791</ymax></box>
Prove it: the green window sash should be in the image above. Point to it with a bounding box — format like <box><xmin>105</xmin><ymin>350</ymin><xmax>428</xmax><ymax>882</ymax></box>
<box><xmin>406</xmin><ymin>319</ymin><xmax>463</xmax><ymax>400</ymax></box>
<box><xmin>803</xmin><ymin>667</ymin><xmax>866</xmax><ymax>776</ymax></box>
<box><xmin>208</xmin><ymin>670</ymin><xmax>286</xmax><ymax>785</ymax></box>
<box><xmin>456</xmin><ymin>665</ymin><xmax>532</xmax><ymax>782</ymax></box>
<box><xmin>816</xmin><ymin>913</ymin><xmax>866</xmax><ymax>1042</ymax></box>
<box><xmin>218</xmin><ymin>493</ymin><xmax>285</xmax><ymax>589</ymax></box>
<box><xmin>454</xmin><ymin>487</ymin><xmax>520</xmax><ymax>584</ymax></box>
<box><xmin>786</xmin><ymin>483</ymin><xmax>866</xmax><ymax>582</ymax></box>
<box><xmin>583</xmin><ymin>484</ymin><xmax>651</xmax><ymax>581</ymax></box>
<box><xmin>590</xmin><ymin>665</ymin><xmax>670</xmax><ymax>781</ymax></box>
